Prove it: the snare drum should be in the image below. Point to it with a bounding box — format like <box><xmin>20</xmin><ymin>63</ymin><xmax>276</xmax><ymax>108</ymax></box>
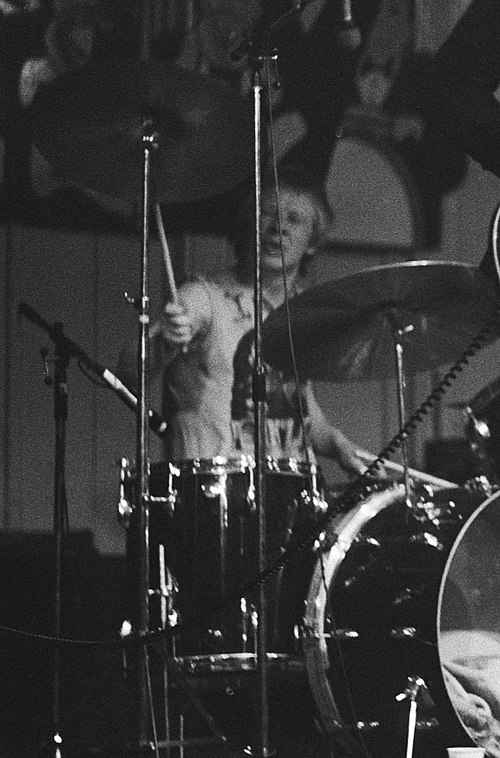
<box><xmin>303</xmin><ymin>485</ymin><xmax>499</xmax><ymax>757</ymax></box>
<box><xmin>120</xmin><ymin>456</ymin><xmax>325</xmax><ymax>672</ymax></box>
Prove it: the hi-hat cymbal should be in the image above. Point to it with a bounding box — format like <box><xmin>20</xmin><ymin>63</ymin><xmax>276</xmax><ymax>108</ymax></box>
<box><xmin>262</xmin><ymin>261</ymin><xmax>500</xmax><ymax>382</ymax></box>
<box><xmin>28</xmin><ymin>59</ymin><xmax>254</xmax><ymax>204</ymax></box>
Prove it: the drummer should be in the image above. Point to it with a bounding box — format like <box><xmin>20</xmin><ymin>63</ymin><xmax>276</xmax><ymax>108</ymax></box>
<box><xmin>116</xmin><ymin>164</ymin><xmax>379</xmax><ymax>478</ymax></box>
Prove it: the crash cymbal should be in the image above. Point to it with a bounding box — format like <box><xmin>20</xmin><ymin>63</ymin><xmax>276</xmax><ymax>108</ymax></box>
<box><xmin>28</xmin><ymin>59</ymin><xmax>253</xmax><ymax>204</ymax></box>
<box><xmin>262</xmin><ymin>261</ymin><xmax>500</xmax><ymax>382</ymax></box>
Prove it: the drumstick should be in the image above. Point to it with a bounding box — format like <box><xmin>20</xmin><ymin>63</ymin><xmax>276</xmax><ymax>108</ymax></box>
<box><xmin>355</xmin><ymin>449</ymin><xmax>459</xmax><ymax>490</ymax></box>
<box><xmin>155</xmin><ymin>203</ymin><xmax>178</xmax><ymax>303</ymax></box>
<box><xmin>154</xmin><ymin>203</ymin><xmax>190</xmax><ymax>352</ymax></box>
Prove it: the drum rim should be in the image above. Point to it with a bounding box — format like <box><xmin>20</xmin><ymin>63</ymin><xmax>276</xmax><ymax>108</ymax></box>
<box><xmin>302</xmin><ymin>484</ymin><xmax>406</xmax><ymax>731</ymax></box>
<box><xmin>148</xmin><ymin>455</ymin><xmax>321</xmax><ymax>476</ymax></box>
<box><xmin>303</xmin><ymin>484</ymin><xmax>494</xmax><ymax>743</ymax></box>
<box><xmin>437</xmin><ymin>487</ymin><xmax>500</xmax><ymax>638</ymax></box>
<box><xmin>172</xmin><ymin>651</ymin><xmax>303</xmax><ymax>675</ymax></box>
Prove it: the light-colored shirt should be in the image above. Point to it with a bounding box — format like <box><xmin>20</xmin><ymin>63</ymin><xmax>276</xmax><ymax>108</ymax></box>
<box><xmin>160</xmin><ymin>273</ymin><xmax>314</xmax><ymax>463</ymax></box>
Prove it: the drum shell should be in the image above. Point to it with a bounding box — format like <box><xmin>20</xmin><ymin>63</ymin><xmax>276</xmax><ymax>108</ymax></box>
<box><xmin>125</xmin><ymin>458</ymin><xmax>323</xmax><ymax>662</ymax></box>
<box><xmin>304</xmin><ymin>485</ymin><xmax>487</xmax><ymax>756</ymax></box>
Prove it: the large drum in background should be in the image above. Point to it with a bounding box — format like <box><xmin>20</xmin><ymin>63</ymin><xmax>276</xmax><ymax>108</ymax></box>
<box><xmin>303</xmin><ymin>485</ymin><xmax>499</xmax><ymax>757</ymax></box>
<box><xmin>120</xmin><ymin>456</ymin><xmax>325</xmax><ymax>673</ymax></box>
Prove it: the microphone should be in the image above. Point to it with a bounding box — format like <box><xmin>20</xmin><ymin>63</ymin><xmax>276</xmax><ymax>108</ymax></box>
<box><xmin>336</xmin><ymin>0</ymin><xmax>361</xmax><ymax>50</ymax></box>
<box><xmin>18</xmin><ymin>301</ymin><xmax>168</xmax><ymax>439</ymax></box>
<box><xmin>100</xmin><ymin>368</ymin><xmax>168</xmax><ymax>438</ymax></box>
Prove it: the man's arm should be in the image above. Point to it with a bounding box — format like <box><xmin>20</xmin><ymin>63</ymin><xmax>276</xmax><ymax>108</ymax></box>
<box><xmin>115</xmin><ymin>280</ymin><xmax>212</xmax><ymax>390</ymax></box>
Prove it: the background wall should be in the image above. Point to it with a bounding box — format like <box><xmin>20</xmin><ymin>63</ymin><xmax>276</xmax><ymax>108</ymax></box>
<box><xmin>2</xmin><ymin>0</ymin><xmax>500</xmax><ymax>558</ymax></box>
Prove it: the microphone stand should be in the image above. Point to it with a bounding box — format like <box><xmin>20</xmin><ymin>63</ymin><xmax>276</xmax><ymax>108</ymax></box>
<box><xmin>250</xmin><ymin>52</ymin><xmax>270</xmax><ymax>758</ymax></box>
<box><xmin>18</xmin><ymin>303</ymin><xmax>168</xmax><ymax>441</ymax></box>
<box><xmin>16</xmin><ymin>309</ymin><xmax>71</xmax><ymax>757</ymax></box>
<box><xmin>236</xmin><ymin>14</ymin><xmax>299</xmax><ymax>758</ymax></box>
<box><xmin>233</xmin><ymin>6</ymin><xmax>313</xmax><ymax>756</ymax></box>
<box><xmin>125</xmin><ymin>5</ymin><xmax>161</xmax><ymax>753</ymax></box>
<box><xmin>125</xmin><ymin>112</ymin><xmax>157</xmax><ymax>753</ymax></box>
<box><xmin>17</xmin><ymin>303</ymin><xmax>172</xmax><ymax>757</ymax></box>
<box><xmin>51</xmin><ymin>322</ymin><xmax>70</xmax><ymax>758</ymax></box>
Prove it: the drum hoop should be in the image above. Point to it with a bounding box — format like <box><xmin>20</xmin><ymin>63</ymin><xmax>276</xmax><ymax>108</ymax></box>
<box><xmin>437</xmin><ymin>487</ymin><xmax>500</xmax><ymax>660</ymax></box>
<box><xmin>172</xmin><ymin>652</ymin><xmax>303</xmax><ymax>675</ymax></box>
<box><xmin>150</xmin><ymin>456</ymin><xmax>320</xmax><ymax>477</ymax></box>
<box><xmin>302</xmin><ymin>485</ymin><xmax>406</xmax><ymax>731</ymax></box>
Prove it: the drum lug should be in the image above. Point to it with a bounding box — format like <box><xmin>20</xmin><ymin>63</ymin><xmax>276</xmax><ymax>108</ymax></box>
<box><xmin>118</xmin><ymin>496</ymin><xmax>134</xmax><ymax>525</ymax></box>
<box><xmin>300</xmin><ymin>464</ymin><xmax>328</xmax><ymax>513</ymax></box>
<box><xmin>312</xmin><ymin>717</ymin><xmax>380</xmax><ymax>733</ymax></box>
<box><xmin>300</xmin><ymin>488</ymin><xmax>328</xmax><ymax>513</ymax></box>
<box><xmin>324</xmin><ymin>628</ymin><xmax>359</xmax><ymax>640</ymax></box>
<box><xmin>314</xmin><ymin>526</ymin><xmax>342</xmax><ymax>552</ymax></box>
<box><xmin>201</xmin><ymin>474</ymin><xmax>229</xmax><ymax>528</ymax></box>
<box><xmin>465</xmin><ymin>474</ymin><xmax>496</xmax><ymax>496</ymax></box>
<box><xmin>322</xmin><ymin>614</ymin><xmax>359</xmax><ymax>640</ymax></box>
<box><xmin>354</xmin><ymin>536</ymin><xmax>381</xmax><ymax>547</ymax></box>
<box><xmin>117</xmin><ymin>457</ymin><xmax>133</xmax><ymax>526</ymax></box>
<box><xmin>202</xmin><ymin>629</ymin><xmax>226</xmax><ymax>654</ymax></box>
<box><xmin>355</xmin><ymin>721</ymin><xmax>380</xmax><ymax>732</ymax></box>
<box><xmin>149</xmin><ymin>553</ymin><xmax>180</xmax><ymax>631</ymax></box>
<box><xmin>201</xmin><ymin>476</ymin><xmax>227</xmax><ymax>499</ymax></box>
<box><xmin>329</xmin><ymin>721</ymin><xmax>380</xmax><ymax>732</ymax></box>
<box><xmin>392</xmin><ymin>588</ymin><xmax>415</xmax><ymax>606</ymax></box>
<box><xmin>240</xmin><ymin>598</ymin><xmax>258</xmax><ymax>652</ymax></box>
<box><xmin>409</xmin><ymin>532</ymin><xmax>443</xmax><ymax>551</ymax></box>
<box><xmin>390</xmin><ymin>626</ymin><xmax>417</xmax><ymax>639</ymax></box>
<box><xmin>410</xmin><ymin>486</ymin><xmax>465</xmax><ymax>529</ymax></box>
<box><xmin>246</xmin><ymin>463</ymin><xmax>256</xmax><ymax>511</ymax></box>
<box><xmin>415</xmin><ymin>717</ymin><xmax>439</xmax><ymax>730</ymax></box>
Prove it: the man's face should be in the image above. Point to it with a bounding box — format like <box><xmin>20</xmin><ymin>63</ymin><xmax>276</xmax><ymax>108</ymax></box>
<box><xmin>259</xmin><ymin>186</ymin><xmax>317</xmax><ymax>274</ymax></box>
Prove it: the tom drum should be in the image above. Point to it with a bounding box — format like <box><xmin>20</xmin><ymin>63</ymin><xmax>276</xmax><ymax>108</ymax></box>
<box><xmin>120</xmin><ymin>456</ymin><xmax>325</xmax><ymax>674</ymax></box>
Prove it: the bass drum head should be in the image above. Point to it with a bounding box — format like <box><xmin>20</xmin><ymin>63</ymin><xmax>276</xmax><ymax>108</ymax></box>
<box><xmin>303</xmin><ymin>485</ymin><xmax>487</xmax><ymax>757</ymax></box>
<box><xmin>439</xmin><ymin>489</ymin><xmax>500</xmax><ymax>758</ymax></box>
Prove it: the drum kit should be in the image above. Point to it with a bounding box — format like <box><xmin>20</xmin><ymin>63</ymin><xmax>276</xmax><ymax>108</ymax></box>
<box><xmin>23</xmin><ymin>29</ymin><xmax>500</xmax><ymax>758</ymax></box>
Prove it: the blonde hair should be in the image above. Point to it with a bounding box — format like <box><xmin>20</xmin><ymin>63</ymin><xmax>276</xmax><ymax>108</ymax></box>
<box><xmin>232</xmin><ymin>164</ymin><xmax>334</xmax><ymax>273</ymax></box>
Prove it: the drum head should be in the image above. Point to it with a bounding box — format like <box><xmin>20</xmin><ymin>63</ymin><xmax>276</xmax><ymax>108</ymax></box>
<box><xmin>438</xmin><ymin>489</ymin><xmax>500</xmax><ymax>757</ymax></box>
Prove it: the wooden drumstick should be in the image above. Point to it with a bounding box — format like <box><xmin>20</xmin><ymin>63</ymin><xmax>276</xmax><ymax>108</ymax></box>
<box><xmin>355</xmin><ymin>449</ymin><xmax>460</xmax><ymax>490</ymax></box>
<box><xmin>155</xmin><ymin>203</ymin><xmax>178</xmax><ymax>303</ymax></box>
<box><xmin>154</xmin><ymin>203</ymin><xmax>191</xmax><ymax>352</ymax></box>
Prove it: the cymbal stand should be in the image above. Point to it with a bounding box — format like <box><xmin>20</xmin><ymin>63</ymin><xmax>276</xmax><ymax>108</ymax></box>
<box><xmin>396</xmin><ymin>676</ymin><xmax>427</xmax><ymax>758</ymax></box>
<box><xmin>387</xmin><ymin>312</ymin><xmax>414</xmax><ymax>508</ymax></box>
<box><xmin>125</xmin><ymin>10</ymin><xmax>161</xmax><ymax>747</ymax></box>
<box><xmin>124</xmin><ymin>8</ymin><xmax>168</xmax><ymax>748</ymax></box>
<box><xmin>235</xmin><ymin>9</ymin><xmax>313</xmax><ymax>756</ymax></box>
<box><xmin>125</xmin><ymin>113</ymin><xmax>157</xmax><ymax>754</ymax></box>
<box><xmin>20</xmin><ymin>312</ymin><xmax>80</xmax><ymax>756</ymax></box>
<box><xmin>50</xmin><ymin>322</ymin><xmax>70</xmax><ymax>758</ymax></box>
<box><xmin>249</xmin><ymin>50</ymin><xmax>271</xmax><ymax>758</ymax></box>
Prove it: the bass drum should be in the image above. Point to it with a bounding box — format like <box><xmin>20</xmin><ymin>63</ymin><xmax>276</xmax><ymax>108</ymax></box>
<box><xmin>303</xmin><ymin>484</ymin><xmax>498</xmax><ymax>758</ymax></box>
